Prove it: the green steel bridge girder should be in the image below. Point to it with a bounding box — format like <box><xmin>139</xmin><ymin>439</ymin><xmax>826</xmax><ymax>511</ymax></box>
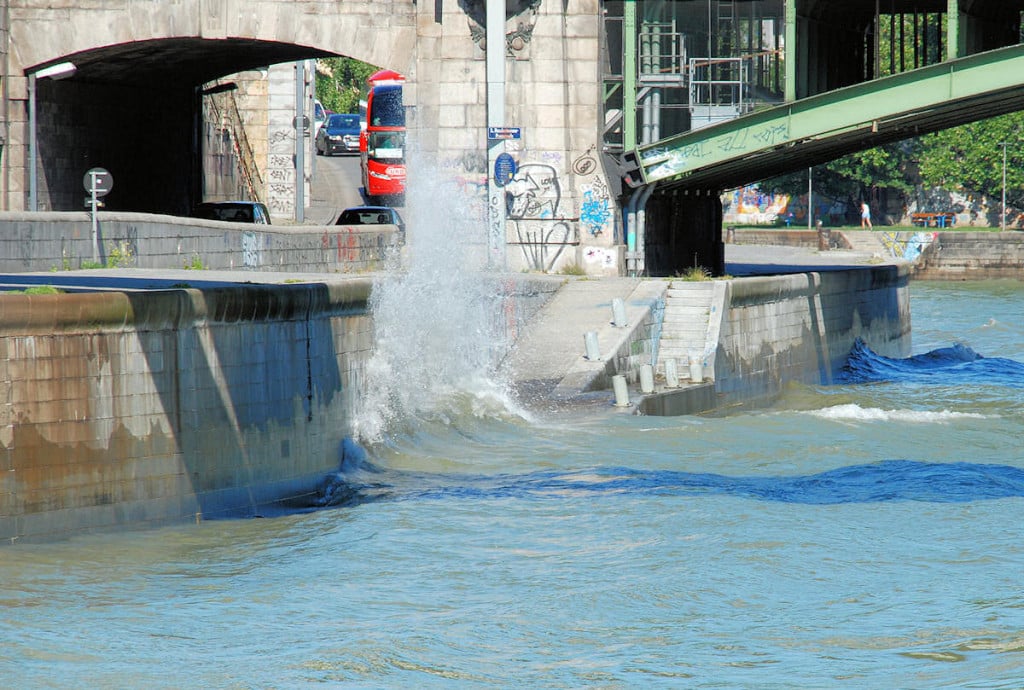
<box><xmin>626</xmin><ymin>43</ymin><xmax>1024</xmax><ymax>192</ymax></box>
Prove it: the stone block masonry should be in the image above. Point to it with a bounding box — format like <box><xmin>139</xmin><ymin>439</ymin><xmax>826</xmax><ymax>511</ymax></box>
<box><xmin>0</xmin><ymin>212</ymin><xmax>400</xmax><ymax>274</ymax></box>
<box><xmin>913</xmin><ymin>232</ymin><xmax>1024</xmax><ymax>280</ymax></box>
<box><xmin>0</xmin><ymin>280</ymin><xmax>375</xmax><ymax>543</ymax></box>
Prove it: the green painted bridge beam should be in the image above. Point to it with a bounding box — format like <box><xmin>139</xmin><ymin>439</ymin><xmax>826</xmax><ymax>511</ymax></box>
<box><xmin>628</xmin><ymin>43</ymin><xmax>1024</xmax><ymax>191</ymax></box>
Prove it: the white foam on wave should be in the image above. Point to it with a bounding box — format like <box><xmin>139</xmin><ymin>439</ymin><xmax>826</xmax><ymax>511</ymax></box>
<box><xmin>807</xmin><ymin>403</ymin><xmax>989</xmax><ymax>424</ymax></box>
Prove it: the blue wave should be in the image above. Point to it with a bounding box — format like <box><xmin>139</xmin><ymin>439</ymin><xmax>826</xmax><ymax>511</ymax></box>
<box><xmin>837</xmin><ymin>338</ymin><xmax>1024</xmax><ymax>386</ymax></box>
<box><xmin>315</xmin><ymin>459</ymin><xmax>1024</xmax><ymax>509</ymax></box>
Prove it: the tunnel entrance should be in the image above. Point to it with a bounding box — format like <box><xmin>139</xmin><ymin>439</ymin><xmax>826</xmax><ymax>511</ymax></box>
<box><xmin>27</xmin><ymin>38</ymin><xmax>335</xmax><ymax>215</ymax></box>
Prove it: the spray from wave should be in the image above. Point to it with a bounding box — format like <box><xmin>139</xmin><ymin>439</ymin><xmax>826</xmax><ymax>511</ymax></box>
<box><xmin>354</xmin><ymin>150</ymin><xmax>528</xmax><ymax>443</ymax></box>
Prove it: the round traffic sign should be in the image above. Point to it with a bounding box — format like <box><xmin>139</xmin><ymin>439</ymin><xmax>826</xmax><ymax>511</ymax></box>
<box><xmin>83</xmin><ymin>167</ymin><xmax>113</xmax><ymax>197</ymax></box>
<box><xmin>494</xmin><ymin>153</ymin><xmax>517</xmax><ymax>187</ymax></box>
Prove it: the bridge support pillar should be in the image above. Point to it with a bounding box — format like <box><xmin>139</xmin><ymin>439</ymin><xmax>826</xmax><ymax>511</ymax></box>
<box><xmin>643</xmin><ymin>189</ymin><xmax>724</xmax><ymax>277</ymax></box>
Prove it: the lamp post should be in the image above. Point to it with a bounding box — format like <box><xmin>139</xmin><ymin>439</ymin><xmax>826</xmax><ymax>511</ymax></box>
<box><xmin>999</xmin><ymin>141</ymin><xmax>1009</xmax><ymax>231</ymax></box>
<box><xmin>28</xmin><ymin>61</ymin><xmax>76</xmax><ymax>211</ymax></box>
<box><xmin>807</xmin><ymin>166</ymin><xmax>813</xmax><ymax>229</ymax></box>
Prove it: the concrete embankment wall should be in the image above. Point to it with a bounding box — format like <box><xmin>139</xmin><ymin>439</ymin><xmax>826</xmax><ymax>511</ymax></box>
<box><xmin>642</xmin><ymin>265</ymin><xmax>911</xmax><ymax>415</ymax></box>
<box><xmin>0</xmin><ymin>276</ymin><xmax>561</xmax><ymax>544</ymax></box>
<box><xmin>0</xmin><ymin>212</ymin><xmax>397</xmax><ymax>274</ymax></box>
<box><xmin>0</xmin><ymin>281</ymin><xmax>374</xmax><ymax>543</ymax></box>
<box><xmin>913</xmin><ymin>231</ymin><xmax>1024</xmax><ymax>280</ymax></box>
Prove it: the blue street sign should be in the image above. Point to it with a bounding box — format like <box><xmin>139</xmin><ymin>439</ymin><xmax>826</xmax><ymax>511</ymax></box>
<box><xmin>488</xmin><ymin>126</ymin><xmax>522</xmax><ymax>140</ymax></box>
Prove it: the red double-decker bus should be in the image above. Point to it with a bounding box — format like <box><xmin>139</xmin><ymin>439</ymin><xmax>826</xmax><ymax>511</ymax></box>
<box><xmin>360</xmin><ymin>69</ymin><xmax>406</xmax><ymax>203</ymax></box>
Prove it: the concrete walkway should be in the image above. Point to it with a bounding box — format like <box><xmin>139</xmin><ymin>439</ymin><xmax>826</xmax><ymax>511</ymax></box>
<box><xmin>500</xmin><ymin>278</ymin><xmax>639</xmax><ymax>382</ymax></box>
<box><xmin>501</xmin><ymin>237</ymin><xmax>904</xmax><ymax>410</ymax></box>
<box><xmin>499</xmin><ymin>277</ymin><xmax>643</xmax><ymax>405</ymax></box>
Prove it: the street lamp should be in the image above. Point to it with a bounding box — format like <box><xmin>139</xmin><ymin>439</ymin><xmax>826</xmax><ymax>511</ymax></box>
<box><xmin>28</xmin><ymin>61</ymin><xmax>76</xmax><ymax>211</ymax></box>
<box><xmin>999</xmin><ymin>141</ymin><xmax>1009</xmax><ymax>231</ymax></box>
<box><xmin>807</xmin><ymin>166</ymin><xmax>813</xmax><ymax>229</ymax></box>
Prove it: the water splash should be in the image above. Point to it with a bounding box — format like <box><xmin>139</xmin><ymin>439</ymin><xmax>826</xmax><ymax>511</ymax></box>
<box><xmin>355</xmin><ymin>151</ymin><xmax>524</xmax><ymax>442</ymax></box>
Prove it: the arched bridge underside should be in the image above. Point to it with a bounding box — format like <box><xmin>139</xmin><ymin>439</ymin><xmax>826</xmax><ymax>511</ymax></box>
<box><xmin>3</xmin><ymin>1</ymin><xmax>413</xmax><ymax>214</ymax></box>
<box><xmin>627</xmin><ymin>44</ymin><xmax>1024</xmax><ymax>192</ymax></box>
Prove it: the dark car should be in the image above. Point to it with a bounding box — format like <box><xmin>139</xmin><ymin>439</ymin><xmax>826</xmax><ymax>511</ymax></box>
<box><xmin>335</xmin><ymin>205</ymin><xmax>405</xmax><ymax>231</ymax></box>
<box><xmin>316</xmin><ymin>113</ymin><xmax>362</xmax><ymax>156</ymax></box>
<box><xmin>192</xmin><ymin>201</ymin><xmax>272</xmax><ymax>224</ymax></box>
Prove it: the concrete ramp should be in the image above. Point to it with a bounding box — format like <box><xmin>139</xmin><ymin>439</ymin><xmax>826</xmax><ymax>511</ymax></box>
<box><xmin>501</xmin><ymin>277</ymin><xmax>648</xmax><ymax>404</ymax></box>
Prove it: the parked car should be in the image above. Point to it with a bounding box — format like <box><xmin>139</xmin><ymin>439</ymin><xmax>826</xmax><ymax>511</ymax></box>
<box><xmin>316</xmin><ymin>113</ymin><xmax>362</xmax><ymax>156</ymax></box>
<box><xmin>335</xmin><ymin>205</ymin><xmax>404</xmax><ymax>231</ymax></box>
<box><xmin>192</xmin><ymin>201</ymin><xmax>272</xmax><ymax>224</ymax></box>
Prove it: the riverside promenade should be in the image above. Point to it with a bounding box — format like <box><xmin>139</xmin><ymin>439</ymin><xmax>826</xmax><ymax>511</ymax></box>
<box><xmin>0</xmin><ymin>223</ymin><xmax>919</xmax><ymax>543</ymax></box>
<box><xmin>502</xmin><ymin>232</ymin><xmax>906</xmax><ymax>416</ymax></box>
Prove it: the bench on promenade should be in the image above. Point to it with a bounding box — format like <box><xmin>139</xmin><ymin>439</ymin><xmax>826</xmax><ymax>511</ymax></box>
<box><xmin>911</xmin><ymin>212</ymin><xmax>956</xmax><ymax>228</ymax></box>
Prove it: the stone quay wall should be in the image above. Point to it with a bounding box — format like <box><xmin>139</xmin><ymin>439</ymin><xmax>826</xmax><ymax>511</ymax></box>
<box><xmin>0</xmin><ymin>280</ymin><xmax>374</xmax><ymax>543</ymax></box>
<box><xmin>643</xmin><ymin>265</ymin><xmax>911</xmax><ymax>415</ymax></box>
<box><xmin>0</xmin><ymin>212</ymin><xmax>400</xmax><ymax>274</ymax></box>
<box><xmin>913</xmin><ymin>231</ymin><xmax>1024</xmax><ymax>280</ymax></box>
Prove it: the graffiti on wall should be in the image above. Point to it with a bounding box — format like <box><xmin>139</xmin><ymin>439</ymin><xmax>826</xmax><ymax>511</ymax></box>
<box><xmin>439</xmin><ymin>147</ymin><xmax>618</xmax><ymax>271</ymax></box>
<box><xmin>506</xmin><ymin>163</ymin><xmax>559</xmax><ymax>220</ymax></box>
<box><xmin>516</xmin><ymin>221</ymin><xmax>574</xmax><ymax>272</ymax></box>
<box><xmin>242</xmin><ymin>231</ymin><xmax>261</xmax><ymax>268</ymax></box>
<box><xmin>504</xmin><ymin>162</ymin><xmax>577</xmax><ymax>271</ymax></box>
<box><xmin>643</xmin><ymin>121</ymin><xmax>792</xmax><ymax>179</ymax></box>
<box><xmin>880</xmin><ymin>231</ymin><xmax>937</xmax><ymax>261</ymax></box>
<box><xmin>583</xmin><ymin>246</ymin><xmax>617</xmax><ymax>271</ymax></box>
<box><xmin>580</xmin><ymin>176</ymin><xmax>611</xmax><ymax>237</ymax></box>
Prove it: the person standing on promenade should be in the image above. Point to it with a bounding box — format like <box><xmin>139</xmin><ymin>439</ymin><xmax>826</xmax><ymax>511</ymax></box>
<box><xmin>860</xmin><ymin>200</ymin><xmax>873</xmax><ymax>229</ymax></box>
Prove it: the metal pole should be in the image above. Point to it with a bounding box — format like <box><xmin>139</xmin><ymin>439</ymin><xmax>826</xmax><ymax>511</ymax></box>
<box><xmin>90</xmin><ymin>175</ymin><xmax>99</xmax><ymax>263</ymax></box>
<box><xmin>294</xmin><ymin>62</ymin><xmax>305</xmax><ymax>224</ymax></box>
<box><xmin>486</xmin><ymin>0</ymin><xmax>507</xmax><ymax>269</ymax></box>
<box><xmin>1000</xmin><ymin>141</ymin><xmax>1008</xmax><ymax>231</ymax></box>
<box><xmin>28</xmin><ymin>73</ymin><xmax>36</xmax><ymax>211</ymax></box>
<box><xmin>807</xmin><ymin>166</ymin><xmax>813</xmax><ymax>229</ymax></box>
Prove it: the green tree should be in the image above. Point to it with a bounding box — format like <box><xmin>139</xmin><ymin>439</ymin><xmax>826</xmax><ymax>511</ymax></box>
<box><xmin>315</xmin><ymin>57</ymin><xmax>379</xmax><ymax>115</ymax></box>
<box><xmin>763</xmin><ymin>141</ymin><xmax>916</xmax><ymax>221</ymax></box>
<box><xmin>918</xmin><ymin>112</ymin><xmax>1024</xmax><ymax>211</ymax></box>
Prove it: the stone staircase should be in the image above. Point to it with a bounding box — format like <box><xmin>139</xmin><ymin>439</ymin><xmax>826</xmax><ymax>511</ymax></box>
<box><xmin>657</xmin><ymin>282</ymin><xmax>716</xmax><ymax>375</ymax></box>
<box><xmin>838</xmin><ymin>230</ymin><xmax>888</xmax><ymax>257</ymax></box>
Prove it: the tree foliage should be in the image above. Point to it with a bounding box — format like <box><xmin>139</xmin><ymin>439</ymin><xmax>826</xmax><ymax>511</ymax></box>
<box><xmin>760</xmin><ymin>12</ymin><xmax>1024</xmax><ymax>224</ymax></box>
<box><xmin>762</xmin><ymin>113</ymin><xmax>1024</xmax><ymax>223</ymax></box>
<box><xmin>315</xmin><ymin>57</ymin><xmax>378</xmax><ymax>115</ymax></box>
<box><xmin>918</xmin><ymin>112</ymin><xmax>1024</xmax><ymax>209</ymax></box>
<box><xmin>763</xmin><ymin>141</ymin><xmax>915</xmax><ymax>206</ymax></box>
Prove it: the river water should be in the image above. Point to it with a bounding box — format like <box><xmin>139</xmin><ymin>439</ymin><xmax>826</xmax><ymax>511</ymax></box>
<box><xmin>3</xmin><ymin>275</ymin><xmax>1024</xmax><ymax>688</ymax></box>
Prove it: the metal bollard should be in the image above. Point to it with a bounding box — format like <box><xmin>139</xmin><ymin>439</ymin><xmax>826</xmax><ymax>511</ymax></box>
<box><xmin>584</xmin><ymin>331</ymin><xmax>601</xmax><ymax>360</ymax></box>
